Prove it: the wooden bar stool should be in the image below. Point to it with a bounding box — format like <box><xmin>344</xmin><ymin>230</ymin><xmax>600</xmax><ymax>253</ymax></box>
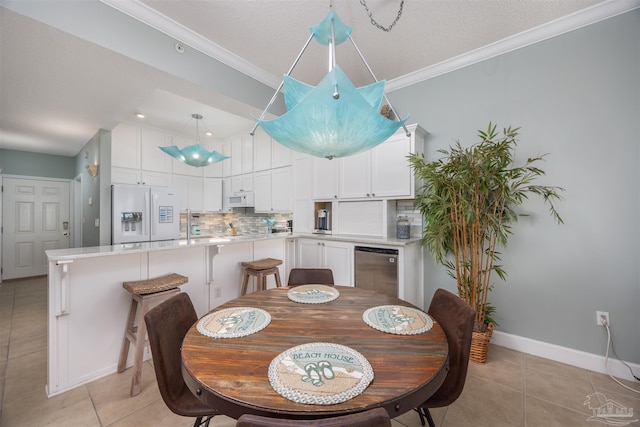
<box><xmin>117</xmin><ymin>273</ymin><xmax>188</xmax><ymax>397</ymax></box>
<box><xmin>240</xmin><ymin>258</ymin><xmax>283</xmax><ymax>295</ymax></box>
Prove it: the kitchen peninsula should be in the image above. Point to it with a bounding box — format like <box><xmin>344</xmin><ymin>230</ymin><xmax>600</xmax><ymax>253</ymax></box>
<box><xmin>45</xmin><ymin>233</ymin><xmax>422</xmax><ymax>397</ymax></box>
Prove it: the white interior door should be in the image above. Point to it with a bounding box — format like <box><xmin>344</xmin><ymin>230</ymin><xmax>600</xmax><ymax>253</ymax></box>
<box><xmin>2</xmin><ymin>177</ymin><xmax>70</xmax><ymax>279</ymax></box>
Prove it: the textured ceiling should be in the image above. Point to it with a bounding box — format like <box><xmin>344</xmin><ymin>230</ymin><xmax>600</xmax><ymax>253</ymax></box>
<box><xmin>0</xmin><ymin>0</ymin><xmax>624</xmax><ymax>157</ymax></box>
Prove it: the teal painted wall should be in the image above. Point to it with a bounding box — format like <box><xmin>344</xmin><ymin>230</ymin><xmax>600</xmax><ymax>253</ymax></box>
<box><xmin>390</xmin><ymin>10</ymin><xmax>640</xmax><ymax>363</ymax></box>
<box><xmin>0</xmin><ymin>149</ymin><xmax>76</xmax><ymax>179</ymax></box>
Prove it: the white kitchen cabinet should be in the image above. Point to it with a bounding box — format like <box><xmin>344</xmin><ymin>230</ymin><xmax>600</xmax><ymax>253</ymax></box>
<box><xmin>253</xmin><ymin>170</ymin><xmax>270</xmax><ymax>212</ymax></box>
<box><xmin>149</xmin><ymin>247</ymin><xmax>208</xmax><ymax>316</ymax></box>
<box><xmin>253</xmin><ymin>128</ymin><xmax>272</xmax><ymax>172</ymax></box>
<box><xmin>339</xmin><ymin>150</ymin><xmax>371</xmax><ymax>199</ymax></box>
<box><xmin>111</xmin><ymin>123</ymin><xmax>173</xmax><ymax>185</ymax></box>
<box><xmin>296</xmin><ymin>238</ymin><xmax>353</xmax><ymax>285</ymax></box>
<box><xmin>254</xmin><ymin>128</ymin><xmax>292</xmax><ymax>172</ymax></box>
<box><xmin>111</xmin><ymin>168</ymin><xmax>171</xmax><ymax>187</ymax></box>
<box><xmin>222</xmin><ymin>179</ymin><xmax>233</xmax><ymax>212</ymax></box>
<box><xmin>140</xmin><ymin>128</ymin><xmax>172</xmax><ymax>173</ymax></box>
<box><xmin>285</xmin><ymin>238</ymin><xmax>296</xmax><ymax>284</ymax></box>
<box><xmin>229</xmin><ymin>133</ymin><xmax>254</xmax><ymax>176</ymax></box>
<box><xmin>111</xmin><ymin>123</ymin><xmax>141</xmax><ymax>169</ymax></box>
<box><xmin>337</xmin><ymin>124</ymin><xmax>426</xmax><ymax>199</ymax></box>
<box><xmin>293</xmin><ymin>156</ymin><xmax>314</xmax><ymax>233</ymax></box>
<box><xmin>313</xmin><ymin>157</ymin><xmax>339</xmax><ymax>200</ymax></box>
<box><xmin>47</xmin><ymin>246</ymin><xmax>210</xmax><ymax>396</ymax></box>
<box><xmin>203</xmin><ymin>178</ymin><xmax>223</xmax><ymax>212</ymax></box>
<box><xmin>370</xmin><ymin>125</ymin><xmax>425</xmax><ymax>198</ymax></box>
<box><xmin>111</xmin><ymin>167</ymin><xmax>141</xmax><ymax>185</ymax></box>
<box><xmin>254</xmin><ymin>167</ymin><xmax>292</xmax><ymax>213</ymax></box>
<box><xmin>173</xmin><ymin>175</ymin><xmax>204</xmax><ymax>212</ymax></box>
<box><xmin>222</xmin><ymin>140</ymin><xmax>232</xmax><ymax>177</ymax></box>
<box><xmin>271</xmin><ymin>141</ymin><xmax>292</xmax><ymax>169</ymax></box>
<box><xmin>231</xmin><ymin>174</ymin><xmax>254</xmax><ymax>193</ymax></box>
<box><xmin>204</xmin><ymin>140</ymin><xmax>225</xmax><ymax>178</ymax></box>
<box><xmin>210</xmin><ymin>242</ymin><xmax>252</xmax><ymax>308</ymax></box>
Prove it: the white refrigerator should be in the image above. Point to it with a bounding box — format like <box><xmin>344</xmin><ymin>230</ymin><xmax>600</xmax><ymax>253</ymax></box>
<box><xmin>111</xmin><ymin>185</ymin><xmax>180</xmax><ymax>244</ymax></box>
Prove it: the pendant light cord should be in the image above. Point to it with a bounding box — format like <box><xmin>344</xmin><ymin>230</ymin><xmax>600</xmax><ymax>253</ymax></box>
<box><xmin>359</xmin><ymin>0</ymin><xmax>404</xmax><ymax>32</ymax></box>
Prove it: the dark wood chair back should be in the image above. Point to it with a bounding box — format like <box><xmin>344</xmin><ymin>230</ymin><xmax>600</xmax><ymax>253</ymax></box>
<box><xmin>236</xmin><ymin>407</ymin><xmax>391</xmax><ymax>427</ymax></box>
<box><xmin>144</xmin><ymin>292</ymin><xmax>218</xmax><ymax>426</ymax></box>
<box><xmin>415</xmin><ymin>288</ymin><xmax>475</xmax><ymax>426</ymax></box>
<box><xmin>287</xmin><ymin>268</ymin><xmax>334</xmax><ymax>286</ymax></box>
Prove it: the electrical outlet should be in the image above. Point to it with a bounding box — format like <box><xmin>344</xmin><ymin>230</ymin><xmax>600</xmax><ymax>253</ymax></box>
<box><xmin>214</xmin><ymin>287</ymin><xmax>222</xmax><ymax>299</ymax></box>
<box><xmin>596</xmin><ymin>311</ymin><xmax>610</xmax><ymax>326</ymax></box>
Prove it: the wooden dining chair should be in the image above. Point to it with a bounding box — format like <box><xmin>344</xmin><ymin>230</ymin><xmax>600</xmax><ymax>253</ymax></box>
<box><xmin>236</xmin><ymin>407</ymin><xmax>391</xmax><ymax>427</ymax></box>
<box><xmin>144</xmin><ymin>293</ymin><xmax>219</xmax><ymax>427</ymax></box>
<box><xmin>287</xmin><ymin>268</ymin><xmax>335</xmax><ymax>286</ymax></box>
<box><xmin>414</xmin><ymin>288</ymin><xmax>475</xmax><ymax>427</ymax></box>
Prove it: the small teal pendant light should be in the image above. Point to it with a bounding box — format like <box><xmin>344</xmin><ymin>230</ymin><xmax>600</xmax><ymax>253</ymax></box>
<box><xmin>159</xmin><ymin>113</ymin><xmax>229</xmax><ymax>167</ymax></box>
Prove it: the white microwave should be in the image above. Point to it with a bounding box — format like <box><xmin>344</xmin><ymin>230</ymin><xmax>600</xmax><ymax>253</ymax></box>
<box><xmin>226</xmin><ymin>191</ymin><xmax>255</xmax><ymax>208</ymax></box>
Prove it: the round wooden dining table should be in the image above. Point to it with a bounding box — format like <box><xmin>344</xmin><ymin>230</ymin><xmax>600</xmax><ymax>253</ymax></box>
<box><xmin>181</xmin><ymin>286</ymin><xmax>448</xmax><ymax>420</ymax></box>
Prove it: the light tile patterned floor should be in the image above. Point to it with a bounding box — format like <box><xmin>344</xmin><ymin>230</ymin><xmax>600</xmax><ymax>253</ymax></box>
<box><xmin>1</xmin><ymin>276</ymin><xmax>639</xmax><ymax>426</ymax></box>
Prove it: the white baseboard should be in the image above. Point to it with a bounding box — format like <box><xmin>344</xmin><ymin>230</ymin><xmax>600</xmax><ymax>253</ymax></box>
<box><xmin>492</xmin><ymin>330</ymin><xmax>640</xmax><ymax>383</ymax></box>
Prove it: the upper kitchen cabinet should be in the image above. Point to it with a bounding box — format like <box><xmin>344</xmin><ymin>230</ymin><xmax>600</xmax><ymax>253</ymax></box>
<box><xmin>111</xmin><ymin>123</ymin><xmax>140</xmax><ymax>170</ymax></box>
<box><xmin>203</xmin><ymin>140</ymin><xmax>225</xmax><ymax>178</ymax></box>
<box><xmin>173</xmin><ymin>175</ymin><xmax>204</xmax><ymax>212</ymax></box>
<box><xmin>313</xmin><ymin>157</ymin><xmax>339</xmax><ymax>200</ymax></box>
<box><xmin>111</xmin><ymin>123</ymin><xmax>172</xmax><ymax>186</ymax></box>
<box><xmin>203</xmin><ymin>178</ymin><xmax>223</xmax><ymax>212</ymax></box>
<box><xmin>229</xmin><ymin>133</ymin><xmax>253</xmax><ymax>176</ymax></box>
<box><xmin>370</xmin><ymin>124</ymin><xmax>425</xmax><ymax>199</ymax></box>
<box><xmin>254</xmin><ymin>167</ymin><xmax>293</xmax><ymax>213</ymax></box>
<box><xmin>254</xmin><ymin>128</ymin><xmax>293</xmax><ymax>172</ymax></box>
<box><xmin>333</xmin><ymin>124</ymin><xmax>425</xmax><ymax>200</ymax></box>
<box><xmin>140</xmin><ymin>128</ymin><xmax>172</xmax><ymax>173</ymax></box>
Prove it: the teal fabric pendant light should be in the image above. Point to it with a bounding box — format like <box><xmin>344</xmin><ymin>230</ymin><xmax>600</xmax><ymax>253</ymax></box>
<box><xmin>252</xmin><ymin>8</ymin><xmax>409</xmax><ymax>160</ymax></box>
<box><xmin>160</xmin><ymin>114</ymin><xmax>229</xmax><ymax>167</ymax></box>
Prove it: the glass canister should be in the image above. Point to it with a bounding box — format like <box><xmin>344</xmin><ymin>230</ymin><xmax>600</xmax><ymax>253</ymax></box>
<box><xmin>396</xmin><ymin>216</ymin><xmax>410</xmax><ymax>239</ymax></box>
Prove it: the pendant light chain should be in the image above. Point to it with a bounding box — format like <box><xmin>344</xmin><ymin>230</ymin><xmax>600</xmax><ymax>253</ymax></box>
<box><xmin>359</xmin><ymin>0</ymin><xmax>404</xmax><ymax>32</ymax></box>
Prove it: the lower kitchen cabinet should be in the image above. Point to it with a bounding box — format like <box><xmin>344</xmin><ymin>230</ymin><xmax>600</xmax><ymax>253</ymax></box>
<box><xmin>296</xmin><ymin>238</ymin><xmax>353</xmax><ymax>286</ymax></box>
<box><xmin>209</xmin><ymin>242</ymin><xmax>252</xmax><ymax>308</ymax></box>
<box><xmin>209</xmin><ymin>239</ymin><xmax>288</xmax><ymax>308</ymax></box>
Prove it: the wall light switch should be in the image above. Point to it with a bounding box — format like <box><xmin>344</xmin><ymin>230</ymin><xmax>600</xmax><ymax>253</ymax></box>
<box><xmin>94</xmin><ymin>218</ymin><xmax>100</xmax><ymax>227</ymax></box>
<box><xmin>88</xmin><ymin>197</ymin><xmax>93</xmax><ymax>206</ymax></box>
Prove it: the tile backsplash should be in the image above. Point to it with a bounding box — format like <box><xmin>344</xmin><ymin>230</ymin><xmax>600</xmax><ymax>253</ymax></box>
<box><xmin>181</xmin><ymin>210</ymin><xmax>292</xmax><ymax>237</ymax></box>
<box><xmin>181</xmin><ymin>201</ymin><xmax>423</xmax><ymax>239</ymax></box>
<box><xmin>395</xmin><ymin>200</ymin><xmax>423</xmax><ymax>238</ymax></box>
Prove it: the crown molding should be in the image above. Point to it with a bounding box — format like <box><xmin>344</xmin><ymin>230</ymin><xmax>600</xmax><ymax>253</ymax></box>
<box><xmin>386</xmin><ymin>0</ymin><xmax>640</xmax><ymax>92</ymax></box>
<box><xmin>101</xmin><ymin>0</ymin><xmax>639</xmax><ymax>93</ymax></box>
<box><xmin>99</xmin><ymin>0</ymin><xmax>281</xmax><ymax>89</ymax></box>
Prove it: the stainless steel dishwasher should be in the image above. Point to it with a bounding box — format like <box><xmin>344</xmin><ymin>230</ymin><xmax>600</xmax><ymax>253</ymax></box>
<box><xmin>354</xmin><ymin>246</ymin><xmax>399</xmax><ymax>297</ymax></box>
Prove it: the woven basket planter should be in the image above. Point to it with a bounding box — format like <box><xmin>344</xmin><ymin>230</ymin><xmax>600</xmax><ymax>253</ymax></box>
<box><xmin>470</xmin><ymin>322</ymin><xmax>493</xmax><ymax>364</ymax></box>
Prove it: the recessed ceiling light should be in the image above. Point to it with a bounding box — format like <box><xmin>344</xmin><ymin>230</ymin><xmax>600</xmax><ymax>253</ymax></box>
<box><xmin>205</xmin><ymin>131</ymin><xmax>213</xmax><ymax>137</ymax></box>
<box><xmin>135</xmin><ymin>113</ymin><xmax>145</xmax><ymax>119</ymax></box>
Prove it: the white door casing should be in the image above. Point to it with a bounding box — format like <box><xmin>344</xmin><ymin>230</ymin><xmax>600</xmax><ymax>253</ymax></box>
<box><xmin>2</xmin><ymin>177</ymin><xmax>70</xmax><ymax>279</ymax></box>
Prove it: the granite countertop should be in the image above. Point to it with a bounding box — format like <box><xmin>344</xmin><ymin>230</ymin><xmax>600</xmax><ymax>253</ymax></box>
<box><xmin>46</xmin><ymin>232</ymin><xmax>421</xmax><ymax>261</ymax></box>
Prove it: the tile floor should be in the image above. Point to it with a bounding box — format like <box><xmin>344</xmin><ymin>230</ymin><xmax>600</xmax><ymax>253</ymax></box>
<box><xmin>1</xmin><ymin>276</ymin><xmax>639</xmax><ymax>426</ymax></box>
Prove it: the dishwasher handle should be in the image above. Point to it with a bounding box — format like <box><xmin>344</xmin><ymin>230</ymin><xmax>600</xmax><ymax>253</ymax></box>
<box><xmin>355</xmin><ymin>246</ymin><xmax>399</xmax><ymax>256</ymax></box>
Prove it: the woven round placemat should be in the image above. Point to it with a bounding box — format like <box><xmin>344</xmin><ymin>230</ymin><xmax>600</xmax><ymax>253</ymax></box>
<box><xmin>268</xmin><ymin>342</ymin><xmax>373</xmax><ymax>405</ymax></box>
<box><xmin>363</xmin><ymin>305</ymin><xmax>433</xmax><ymax>335</ymax></box>
<box><xmin>197</xmin><ymin>307</ymin><xmax>271</xmax><ymax>339</ymax></box>
<box><xmin>287</xmin><ymin>285</ymin><xmax>340</xmax><ymax>304</ymax></box>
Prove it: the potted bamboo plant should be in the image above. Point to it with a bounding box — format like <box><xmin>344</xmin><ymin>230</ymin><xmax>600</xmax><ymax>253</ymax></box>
<box><xmin>409</xmin><ymin>123</ymin><xmax>564</xmax><ymax>363</ymax></box>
